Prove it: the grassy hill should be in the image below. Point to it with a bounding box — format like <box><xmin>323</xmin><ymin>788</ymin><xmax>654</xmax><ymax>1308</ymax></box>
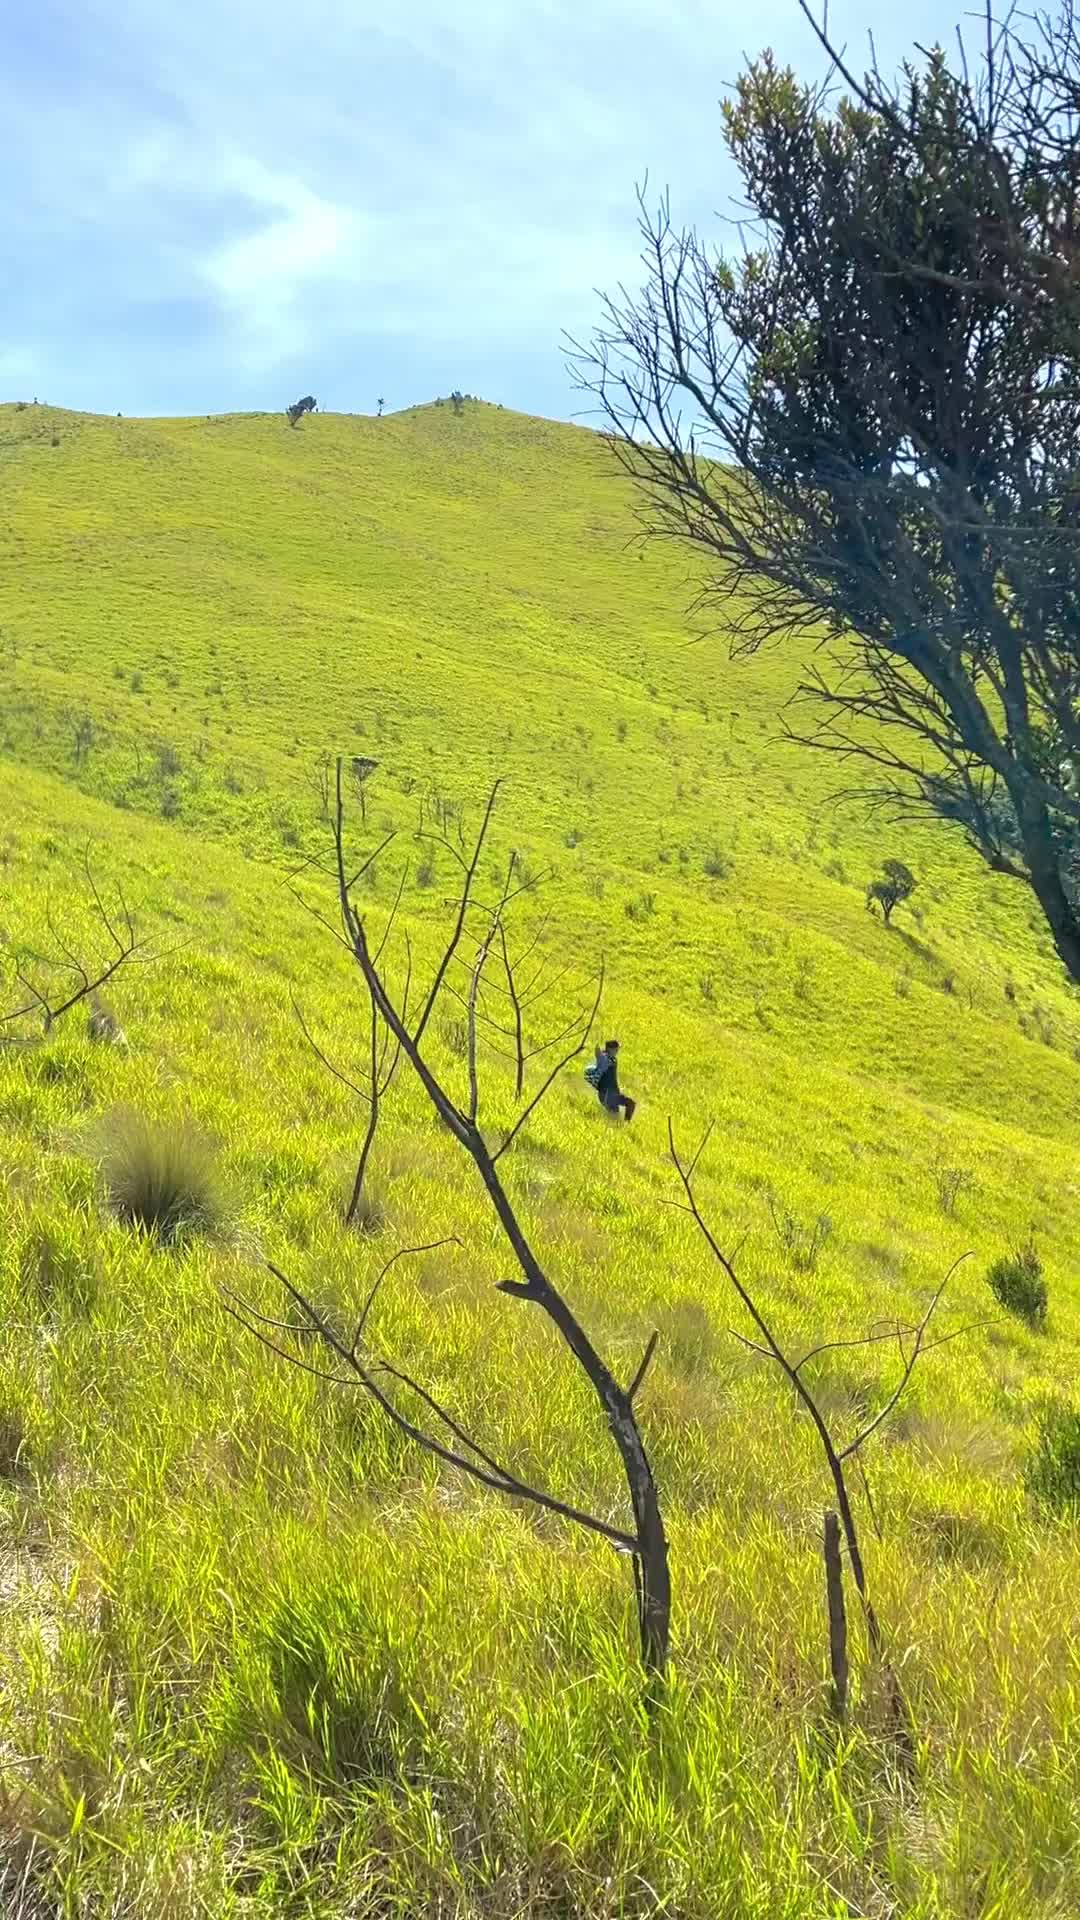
<box><xmin>2</xmin><ymin>396</ymin><xmax>1080</xmax><ymax>1916</ymax></box>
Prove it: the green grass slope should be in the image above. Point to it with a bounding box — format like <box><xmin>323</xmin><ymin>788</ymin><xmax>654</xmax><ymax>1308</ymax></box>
<box><xmin>1</xmin><ymin>397</ymin><xmax>1080</xmax><ymax>1916</ymax></box>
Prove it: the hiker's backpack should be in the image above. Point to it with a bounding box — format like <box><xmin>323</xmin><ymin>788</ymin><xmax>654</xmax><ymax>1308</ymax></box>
<box><xmin>583</xmin><ymin>1061</ymin><xmax>602</xmax><ymax>1089</ymax></box>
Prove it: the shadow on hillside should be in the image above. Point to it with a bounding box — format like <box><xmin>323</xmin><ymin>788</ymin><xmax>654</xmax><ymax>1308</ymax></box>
<box><xmin>890</xmin><ymin>925</ymin><xmax>941</xmax><ymax>971</ymax></box>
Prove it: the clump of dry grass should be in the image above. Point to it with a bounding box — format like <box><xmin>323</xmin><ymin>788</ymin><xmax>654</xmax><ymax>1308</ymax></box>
<box><xmin>96</xmin><ymin>1107</ymin><xmax>225</xmax><ymax>1244</ymax></box>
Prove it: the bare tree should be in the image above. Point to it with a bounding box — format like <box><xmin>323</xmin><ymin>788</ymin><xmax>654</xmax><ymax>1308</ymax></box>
<box><xmin>306</xmin><ymin>750</ymin><xmax>333</xmax><ymax>822</ymax></box>
<box><xmin>1</xmin><ymin>851</ymin><xmax>151</xmax><ymax>1044</ymax></box>
<box><xmin>232</xmin><ymin>763</ymin><xmax>672</xmax><ymax>1684</ymax></box>
<box><xmin>72</xmin><ymin>712</ymin><xmax>96</xmax><ymax>768</ymax></box>
<box><xmin>350</xmin><ymin>756</ymin><xmax>379</xmax><ymax>826</ymax></box>
<box><xmin>574</xmin><ymin>2</ymin><xmax>1080</xmax><ymax>985</ymax></box>
<box><xmin>669</xmin><ymin>1121</ymin><xmax>979</xmax><ymax>1720</ymax></box>
<box><xmin>291</xmin><ymin>858</ymin><xmax>410</xmax><ymax>1231</ymax></box>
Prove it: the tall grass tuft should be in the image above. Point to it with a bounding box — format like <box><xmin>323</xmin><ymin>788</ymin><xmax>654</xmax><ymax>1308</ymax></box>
<box><xmin>96</xmin><ymin>1108</ymin><xmax>225</xmax><ymax>1244</ymax></box>
<box><xmin>1026</xmin><ymin>1400</ymin><xmax>1080</xmax><ymax>1511</ymax></box>
<box><xmin>987</xmin><ymin>1242</ymin><xmax>1048</xmax><ymax>1328</ymax></box>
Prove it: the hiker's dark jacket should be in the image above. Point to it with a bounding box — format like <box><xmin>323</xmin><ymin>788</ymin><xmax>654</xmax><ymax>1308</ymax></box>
<box><xmin>593</xmin><ymin>1049</ymin><xmax>620</xmax><ymax>1110</ymax></box>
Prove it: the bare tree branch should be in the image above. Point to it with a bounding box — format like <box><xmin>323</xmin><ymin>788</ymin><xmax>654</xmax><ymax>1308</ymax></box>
<box><xmin>669</xmin><ymin>1118</ymin><xmax>973</xmax><ymax>1705</ymax></box>
<box><xmin>233</xmin><ymin>763</ymin><xmax>673</xmax><ymax>1686</ymax></box>
<box><xmin>231</xmin><ymin>1261</ymin><xmax>643</xmax><ymax>1554</ymax></box>
<box><xmin>1</xmin><ymin>848</ymin><xmax>153</xmax><ymax>1042</ymax></box>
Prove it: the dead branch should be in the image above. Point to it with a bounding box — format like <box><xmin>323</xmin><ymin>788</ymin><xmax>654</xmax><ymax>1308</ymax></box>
<box><xmin>251</xmin><ymin>760</ymin><xmax>671</xmax><ymax>1688</ymax></box>
<box><xmin>1</xmin><ymin>849</ymin><xmax>152</xmax><ymax>1043</ymax></box>
<box><xmin>669</xmin><ymin>1119</ymin><xmax>972</xmax><ymax>1708</ymax></box>
<box><xmin>225</xmin><ymin>1251</ymin><xmax>640</xmax><ymax>1554</ymax></box>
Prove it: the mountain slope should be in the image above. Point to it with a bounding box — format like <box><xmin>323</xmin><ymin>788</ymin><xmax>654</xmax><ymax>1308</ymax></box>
<box><xmin>1</xmin><ymin>398</ymin><xmax>1079</xmax><ymax>1917</ymax></box>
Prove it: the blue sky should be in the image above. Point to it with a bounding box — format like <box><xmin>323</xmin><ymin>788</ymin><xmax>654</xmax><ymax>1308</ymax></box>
<box><xmin>7</xmin><ymin>0</ymin><xmax>966</xmax><ymax>421</ymax></box>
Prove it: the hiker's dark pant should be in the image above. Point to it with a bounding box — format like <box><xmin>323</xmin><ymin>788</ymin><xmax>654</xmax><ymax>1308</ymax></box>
<box><xmin>602</xmin><ymin>1091</ymin><xmax>636</xmax><ymax>1122</ymax></box>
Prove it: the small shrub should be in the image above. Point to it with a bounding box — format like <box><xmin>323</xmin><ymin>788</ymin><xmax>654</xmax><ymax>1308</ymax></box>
<box><xmin>616</xmin><ymin>718</ymin><xmax>627</xmax><ymax>742</ymax></box>
<box><xmin>699</xmin><ymin>973</ymin><xmax>716</xmax><ymax>1004</ymax></box>
<box><xmin>895</xmin><ymin>969</ymin><xmax>912</xmax><ymax>998</ymax></box>
<box><xmin>935</xmin><ymin>1162</ymin><xmax>974</xmax><ymax>1215</ymax></box>
<box><xmin>987</xmin><ymin>1243</ymin><xmax>1047</xmax><ymax>1328</ymax></box>
<box><xmin>97</xmin><ymin>1109</ymin><xmax>224</xmax><ymax>1244</ymax></box>
<box><xmin>416</xmin><ymin>852</ymin><xmax>436</xmax><ymax>889</ymax></box>
<box><xmin>1026</xmin><ymin>1401</ymin><xmax>1080</xmax><ymax>1512</ymax></box>
<box><xmin>703</xmin><ymin>846</ymin><xmax>731</xmax><ymax>880</ymax></box>
<box><xmin>155</xmin><ymin>739</ymin><xmax>182</xmax><ymax>779</ymax></box>
<box><xmin>130</xmin><ymin>671</ymin><xmax>143</xmax><ymax>693</ymax></box>
<box><xmin>160</xmin><ymin>784</ymin><xmax>181</xmax><ymax>820</ymax></box>
<box><xmin>767</xmin><ymin>1193</ymin><xmax>832</xmax><ymax>1273</ymax></box>
<box><xmin>624</xmin><ymin>891</ymin><xmax>656</xmax><ymax>923</ymax></box>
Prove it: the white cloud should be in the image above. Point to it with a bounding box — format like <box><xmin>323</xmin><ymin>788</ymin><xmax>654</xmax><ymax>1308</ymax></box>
<box><xmin>5</xmin><ymin>0</ymin><xmax>973</xmax><ymax>410</ymax></box>
<box><xmin>200</xmin><ymin>157</ymin><xmax>364</xmax><ymax>361</ymax></box>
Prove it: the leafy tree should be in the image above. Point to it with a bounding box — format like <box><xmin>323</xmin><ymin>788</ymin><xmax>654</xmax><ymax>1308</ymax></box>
<box><xmin>286</xmin><ymin>394</ymin><xmax>317</xmax><ymax>428</ymax></box>
<box><xmin>450</xmin><ymin>390</ymin><xmax>465</xmax><ymax>416</ymax></box>
<box><xmin>866</xmin><ymin>858</ymin><xmax>917</xmax><ymax>926</ymax></box>
<box><xmin>377</xmin><ymin>396</ymin><xmax>385</xmax><ymax>417</ymax></box>
<box><xmin>578</xmin><ymin>5</ymin><xmax>1080</xmax><ymax>983</ymax></box>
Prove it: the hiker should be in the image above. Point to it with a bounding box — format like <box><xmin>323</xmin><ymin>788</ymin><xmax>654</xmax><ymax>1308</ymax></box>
<box><xmin>585</xmin><ymin>1038</ymin><xmax>636</xmax><ymax>1123</ymax></box>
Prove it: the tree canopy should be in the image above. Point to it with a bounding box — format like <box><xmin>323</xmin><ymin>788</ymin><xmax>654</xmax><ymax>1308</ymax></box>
<box><xmin>578</xmin><ymin>4</ymin><xmax>1080</xmax><ymax>983</ymax></box>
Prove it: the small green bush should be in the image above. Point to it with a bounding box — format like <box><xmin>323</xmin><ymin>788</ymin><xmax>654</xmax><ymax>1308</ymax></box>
<box><xmin>987</xmin><ymin>1243</ymin><xmax>1047</xmax><ymax>1327</ymax></box>
<box><xmin>97</xmin><ymin>1109</ymin><xmax>224</xmax><ymax>1244</ymax></box>
<box><xmin>1026</xmin><ymin>1401</ymin><xmax>1080</xmax><ymax>1511</ymax></box>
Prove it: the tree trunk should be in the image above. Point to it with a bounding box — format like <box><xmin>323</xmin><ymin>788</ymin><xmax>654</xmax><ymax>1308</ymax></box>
<box><xmin>610</xmin><ymin>1398</ymin><xmax>671</xmax><ymax>1678</ymax></box>
<box><xmin>1012</xmin><ymin>781</ymin><xmax>1080</xmax><ymax>985</ymax></box>
<box><xmin>823</xmin><ymin>1509</ymin><xmax>848</xmax><ymax>1719</ymax></box>
<box><xmin>475</xmin><ymin>1135</ymin><xmax>672</xmax><ymax>1683</ymax></box>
